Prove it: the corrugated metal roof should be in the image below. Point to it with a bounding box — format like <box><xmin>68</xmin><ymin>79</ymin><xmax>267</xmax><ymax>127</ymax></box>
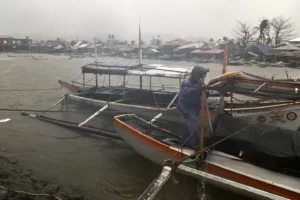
<box><xmin>174</xmin><ymin>43</ymin><xmax>204</xmax><ymax>51</ymax></box>
<box><xmin>78</xmin><ymin>43</ymin><xmax>89</xmax><ymax>48</ymax></box>
<box><xmin>164</xmin><ymin>39</ymin><xmax>190</xmax><ymax>47</ymax></box>
<box><xmin>191</xmin><ymin>49</ymin><xmax>224</xmax><ymax>54</ymax></box>
<box><xmin>119</xmin><ymin>47</ymin><xmax>134</xmax><ymax>52</ymax></box>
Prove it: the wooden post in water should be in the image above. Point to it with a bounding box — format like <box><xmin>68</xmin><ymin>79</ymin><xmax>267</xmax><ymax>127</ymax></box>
<box><xmin>220</xmin><ymin>37</ymin><xmax>227</xmax><ymax>112</ymax></box>
<box><xmin>139</xmin><ymin>17</ymin><xmax>143</xmax><ymax>90</ymax></box>
<box><xmin>123</xmin><ymin>75</ymin><xmax>126</xmax><ymax>98</ymax></box>
<box><xmin>83</xmin><ymin>73</ymin><xmax>85</xmax><ymax>91</ymax></box>
<box><xmin>94</xmin><ymin>37</ymin><xmax>97</xmax><ymax>62</ymax></box>
<box><xmin>95</xmin><ymin>74</ymin><xmax>98</xmax><ymax>88</ymax></box>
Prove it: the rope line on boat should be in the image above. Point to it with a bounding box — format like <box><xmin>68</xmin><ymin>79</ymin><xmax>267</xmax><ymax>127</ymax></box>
<box><xmin>0</xmin><ymin>185</ymin><xmax>63</xmax><ymax>200</ymax></box>
<box><xmin>0</xmin><ymin>88</ymin><xmax>59</xmax><ymax>92</ymax></box>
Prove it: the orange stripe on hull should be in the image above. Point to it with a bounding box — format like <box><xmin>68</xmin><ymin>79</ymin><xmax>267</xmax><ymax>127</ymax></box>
<box><xmin>205</xmin><ymin>163</ymin><xmax>300</xmax><ymax>200</ymax></box>
<box><xmin>113</xmin><ymin>116</ymin><xmax>188</xmax><ymax>161</ymax></box>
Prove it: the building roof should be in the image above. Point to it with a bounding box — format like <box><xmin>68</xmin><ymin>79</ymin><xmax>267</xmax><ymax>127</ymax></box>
<box><xmin>191</xmin><ymin>49</ymin><xmax>224</xmax><ymax>54</ymax></box>
<box><xmin>119</xmin><ymin>47</ymin><xmax>134</xmax><ymax>52</ymax></box>
<box><xmin>0</xmin><ymin>35</ymin><xmax>11</xmax><ymax>39</ymax></box>
<box><xmin>272</xmin><ymin>44</ymin><xmax>300</xmax><ymax>51</ymax></box>
<box><xmin>174</xmin><ymin>43</ymin><xmax>204</xmax><ymax>51</ymax></box>
<box><xmin>288</xmin><ymin>37</ymin><xmax>300</xmax><ymax>42</ymax></box>
<box><xmin>78</xmin><ymin>43</ymin><xmax>89</xmax><ymax>48</ymax></box>
<box><xmin>164</xmin><ymin>39</ymin><xmax>190</xmax><ymax>47</ymax></box>
<box><xmin>255</xmin><ymin>44</ymin><xmax>272</xmax><ymax>53</ymax></box>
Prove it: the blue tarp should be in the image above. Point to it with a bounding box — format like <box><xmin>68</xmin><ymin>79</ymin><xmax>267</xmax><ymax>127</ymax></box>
<box><xmin>255</xmin><ymin>44</ymin><xmax>272</xmax><ymax>53</ymax></box>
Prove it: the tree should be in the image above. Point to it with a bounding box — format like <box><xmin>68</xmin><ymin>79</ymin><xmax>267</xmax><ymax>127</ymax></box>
<box><xmin>232</xmin><ymin>20</ymin><xmax>258</xmax><ymax>55</ymax></box>
<box><xmin>111</xmin><ymin>34</ymin><xmax>115</xmax><ymax>41</ymax></box>
<box><xmin>131</xmin><ymin>40</ymin><xmax>135</xmax><ymax>46</ymax></box>
<box><xmin>209</xmin><ymin>38</ymin><xmax>214</xmax><ymax>42</ymax></box>
<box><xmin>255</xmin><ymin>19</ymin><xmax>271</xmax><ymax>45</ymax></box>
<box><xmin>270</xmin><ymin>16</ymin><xmax>295</xmax><ymax>47</ymax></box>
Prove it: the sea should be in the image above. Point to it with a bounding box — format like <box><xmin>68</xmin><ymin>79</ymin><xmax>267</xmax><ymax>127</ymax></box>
<box><xmin>0</xmin><ymin>53</ymin><xmax>299</xmax><ymax>200</ymax></box>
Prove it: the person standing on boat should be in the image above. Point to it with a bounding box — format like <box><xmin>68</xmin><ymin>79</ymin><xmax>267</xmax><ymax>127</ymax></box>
<box><xmin>177</xmin><ymin>65</ymin><xmax>209</xmax><ymax>149</ymax></box>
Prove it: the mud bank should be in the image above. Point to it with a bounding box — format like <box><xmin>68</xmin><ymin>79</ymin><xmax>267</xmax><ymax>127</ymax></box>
<box><xmin>0</xmin><ymin>155</ymin><xmax>83</xmax><ymax>200</ymax></box>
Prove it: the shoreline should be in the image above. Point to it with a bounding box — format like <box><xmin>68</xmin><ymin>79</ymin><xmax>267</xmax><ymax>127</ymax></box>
<box><xmin>0</xmin><ymin>155</ymin><xmax>83</xmax><ymax>200</ymax></box>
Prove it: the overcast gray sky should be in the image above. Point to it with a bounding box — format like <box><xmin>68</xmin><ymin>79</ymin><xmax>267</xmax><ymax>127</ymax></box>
<box><xmin>2</xmin><ymin>0</ymin><xmax>299</xmax><ymax>42</ymax></box>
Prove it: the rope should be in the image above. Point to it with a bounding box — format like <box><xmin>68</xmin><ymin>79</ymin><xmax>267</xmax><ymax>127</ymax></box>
<box><xmin>0</xmin><ymin>185</ymin><xmax>63</xmax><ymax>200</ymax></box>
<box><xmin>0</xmin><ymin>88</ymin><xmax>59</xmax><ymax>92</ymax></box>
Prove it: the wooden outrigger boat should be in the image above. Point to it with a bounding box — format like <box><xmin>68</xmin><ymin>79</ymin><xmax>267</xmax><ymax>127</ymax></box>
<box><xmin>113</xmin><ymin>113</ymin><xmax>300</xmax><ymax>200</ymax></box>
<box><xmin>113</xmin><ymin>39</ymin><xmax>300</xmax><ymax>200</ymax></box>
<box><xmin>209</xmin><ymin>71</ymin><xmax>300</xmax><ymax>100</ymax></box>
<box><xmin>59</xmin><ymin>65</ymin><xmax>300</xmax><ymax>131</ymax></box>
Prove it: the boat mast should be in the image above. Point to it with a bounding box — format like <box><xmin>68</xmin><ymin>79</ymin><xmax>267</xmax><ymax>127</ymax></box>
<box><xmin>94</xmin><ymin>37</ymin><xmax>98</xmax><ymax>88</ymax></box>
<box><xmin>139</xmin><ymin>17</ymin><xmax>143</xmax><ymax>90</ymax></box>
<box><xmin>94</xmin><ymin>37</ymin><xmax>98</xmax><ymax>62</ymax></box>
<box><xmin>219</xmin><ymin>37</ymin><xmax>228</xmax><ymax>112</ymax></box>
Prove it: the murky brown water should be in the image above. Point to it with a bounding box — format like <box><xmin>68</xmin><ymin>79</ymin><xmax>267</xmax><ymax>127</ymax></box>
<box><xmin>0</xmin><ymin>53</ymin><xmax>299</xmax><ymax>200</ymax></box>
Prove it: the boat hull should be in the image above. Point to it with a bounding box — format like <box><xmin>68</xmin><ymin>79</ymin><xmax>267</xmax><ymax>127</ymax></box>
<box><xmin>114</xmin><ymin>115</ymin><xmax>300</xmax><ymax>200</ymax></box>
<box><xmin>68</xmin><ymin>93</ymin><xmax>300</xmax><ymax>131</ymax></box>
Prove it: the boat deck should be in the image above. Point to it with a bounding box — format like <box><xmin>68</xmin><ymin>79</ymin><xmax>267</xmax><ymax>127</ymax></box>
<box><xmin>207</xmin><ymin>151</ymin><xmax>300</xmax><ymax>193</ymax></box>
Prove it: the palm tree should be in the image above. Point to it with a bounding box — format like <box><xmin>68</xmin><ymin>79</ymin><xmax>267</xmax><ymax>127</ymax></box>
<box><xmin>131</xmin><ymin>40</ymin><xmax>135</xmax><ymax>46</ymax></box>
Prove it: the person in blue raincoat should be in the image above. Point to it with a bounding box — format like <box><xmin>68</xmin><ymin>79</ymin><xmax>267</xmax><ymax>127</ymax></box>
<box><xmin>177</xmin><ymin>65</ymin><xmax>209</xmax><ymax>149</ymax></box>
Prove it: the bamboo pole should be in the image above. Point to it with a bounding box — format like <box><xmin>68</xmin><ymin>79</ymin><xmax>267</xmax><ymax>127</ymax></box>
<box><xmin>150</xmin><ymin>92</ymin><xmax>179</xmax><ymax>123</ymax></box>
<box><xmin>200</xmin><ymin>90</ymin><xmax>205</xmax><ymax>160</ymax></box>
<box><xmin>138</xmin><ymin>166</ymin><xmax>172</xmax><ymax>200</ymax></box>
<box><xmin>38</xmin><ymin>97</ymin><xmax>65</xmax><ymax>117</ymax></box>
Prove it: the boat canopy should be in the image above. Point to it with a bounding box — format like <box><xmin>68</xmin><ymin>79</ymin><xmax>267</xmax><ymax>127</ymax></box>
<box><xmin>81</xmin><ymin>63</ymin><xmax>192</xmax><ymax>79</ymax></box>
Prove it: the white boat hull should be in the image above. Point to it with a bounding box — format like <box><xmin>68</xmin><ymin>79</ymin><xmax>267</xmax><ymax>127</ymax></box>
<box><xmin>68</xmin><ymin>94</ymin><xmax>300</xmax><ymax>131</ymax></box>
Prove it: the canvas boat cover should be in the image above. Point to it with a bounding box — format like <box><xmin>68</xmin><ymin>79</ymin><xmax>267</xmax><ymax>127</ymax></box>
<box><xmin>210</xmin><ymin>114</ymin><xmax>300</xmax><ymax>175</ymax></box>
<box><xmin>81</xmin><ymin>63</ymin><xmax>191</xmax><ymax>78</ymax></box>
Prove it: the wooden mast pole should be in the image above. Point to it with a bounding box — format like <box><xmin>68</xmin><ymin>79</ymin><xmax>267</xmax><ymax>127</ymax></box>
<box><xmin>219</xmin><ymin>37</ymin><xmax>227</xmax><ymax>112</ymax></box>
<box><xmin>200</xmin><ymin>89</ymin><xmax>206</xmax><ymax>161</ymax></box>
<box><xmin>139</xmin><ymin>17</ymin><xmax>143</xmax><ymax>90</ymax></box>
<box><xmin>94</xmin><ymin>37</ymin><xmax>97</xmax><ymax>62</ymax></box>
